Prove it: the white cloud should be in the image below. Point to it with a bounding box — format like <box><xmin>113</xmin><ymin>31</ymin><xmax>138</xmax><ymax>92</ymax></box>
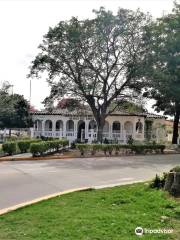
<box><xmin>0</xmin><ymin>0</ymin><xmax>175</xmax><ymax>109</ymax></box>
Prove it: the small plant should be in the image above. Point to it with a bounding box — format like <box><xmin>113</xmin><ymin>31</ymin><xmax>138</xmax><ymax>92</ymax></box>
<box><xmin>150</xmin><ymin>174</ymin><xmax>162</xmax><ymax>189</ymax></box>
<box><xmin>76</xmin><ymin>144</ymin><xmax>89</xmax><ymax>156</ymax></box>
<box><xmin>90</xmin><ymin>144</ymin><xmax>101</xmax><ymax>155</ymax></box>
<box><xmin>2</xmin><ymin>142</ymin><xmax>16</xmax><ymax>155</ymax></box>
<box><xmin>127</xmin><ymin>135</ymin><xmax>133</xmax><ymax>145</ymax></box>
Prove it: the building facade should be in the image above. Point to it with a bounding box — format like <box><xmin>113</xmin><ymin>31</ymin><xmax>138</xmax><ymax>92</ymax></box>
<box><xmin>31</xmin><ymin>108</ymin><xmax>166</xmax><ymax>143</ymax></box>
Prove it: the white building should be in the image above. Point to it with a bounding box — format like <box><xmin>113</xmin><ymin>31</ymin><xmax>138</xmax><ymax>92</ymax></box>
<box><xmin>31</xmin><ymin>109</ymin><xmax>166</xmax><ymax>143</ymax></box>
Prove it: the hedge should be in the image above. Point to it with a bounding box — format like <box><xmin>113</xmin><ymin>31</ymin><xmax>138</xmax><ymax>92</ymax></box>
<box><xmin>2</xmin><ymin>142</ymin><xmax>17</xmax><ymax>155</ymax></box>
<box><xmin>30</xmin><ymin>139</ymin><xmax>69</xmax><ymax>157</ymax></box>
<box><xmin>76</xmin><ymin>144</ymin><xmax>165</xmax><ymax>156</ymax></box>
<box><xmin>17</xmin><ymin>139</ymin><xmax>41</xmax><ymax>153</ymax></box>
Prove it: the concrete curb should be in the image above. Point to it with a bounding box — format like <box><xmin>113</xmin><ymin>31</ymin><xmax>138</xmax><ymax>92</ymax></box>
<box><xmin>0</xmin><ymin>187</ymin><xmax>90</xmax><ymax>216</ymax></box>
<box><xmin>0</xmin><ymin>152</ymin><xmax>179</xmax><ymax>162</ymax></box>
<box><xmin>0</xmin><ymin>180</ymin><xmax>144</xmax><ymax>216</ymax></box>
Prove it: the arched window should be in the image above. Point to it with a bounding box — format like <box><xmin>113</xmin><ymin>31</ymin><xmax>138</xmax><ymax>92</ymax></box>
<box><xmin>34</xmin><ymin>120</ymin><xmax>42</xmax><ymax>130</ymax></box>
<box><xmin>112</xmin><ymin>121</ymin><xmax>121</xmax><ymax>132</ymax></box>
<box><xmin>66</xmin><ymin>120</ymin><xmax>74</xmax><ymax>131</ymax></box>
<box><xmin>89</xmin><ymin>120</ymin><xmax>97</xmax><ymax>130</ymax></box>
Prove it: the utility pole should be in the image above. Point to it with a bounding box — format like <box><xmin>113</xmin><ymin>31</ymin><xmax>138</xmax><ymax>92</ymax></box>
<box><xmin>29</xmin><ymin>79</ymin><xmax>32</xmax><ymax>105</ymax></box>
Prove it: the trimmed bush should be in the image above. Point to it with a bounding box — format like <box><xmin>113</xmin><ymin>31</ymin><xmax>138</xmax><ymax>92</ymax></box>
<box><xmin>76</xmin><ymin>144</ymin><xmax>89</xmax><ymax>156</ymax></box>
<box><xmin>30</xmin><ymin>142</ymin><xmax>48</xmax><ymax>157</ymax></box>
<box><xmin>102</xmin><ymin>144</ymin><xmax>114</xmax><ymax>156</ymax></box>
<box><xmin>30</xmin><ymin>139</ymin><xmax>69</xmax><ymax>157</ymax></box>
<box><xmin>2</xmin><ymin>142</ymin><xmax>16</xmax><ymax>155</ymax></box>
<box><xmin>17</xmin><ymin>139</ymin><xmax>42</xmax><ymax>153</ymax></box>
<box><xmin>90</xmin><ymin>144</ymin><xmax>102</xmax><ymax>155</ymax></box>
<box><xmin>75</xmin><ymin>143</ymin><xmax>166</xmax><ymax>156</ymax></box>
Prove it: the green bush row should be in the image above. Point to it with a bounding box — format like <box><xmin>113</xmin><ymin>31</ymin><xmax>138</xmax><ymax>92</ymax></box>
<box><xmin>1</xmin><ymin>139</ymin><xmax>41</xmax><ymax>155</ymax></box>
<box><xmin>76</xmin><ymin>144</ymin><xmax>166</xmax><ymax>156</ymax></box>
<box><xmin>17</xmin><ymin>139</ymin><xmax>41</xmax><ymax>153</ymax></box>
<box><xmin>30</xmin><ymin>139</ymin><xmax>69</xmax><ymax>157</ymax></box>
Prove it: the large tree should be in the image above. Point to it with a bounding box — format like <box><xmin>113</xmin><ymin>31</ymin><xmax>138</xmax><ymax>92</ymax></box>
<box><xmin>142</xmin><ymin>3</ymin><xmax>180</xmax><ymax>144</ymax></box>
<box><xmin>29</xmin><ymin>8</ymin><xmax>150</xmax><ymax>141</ymax></box>
<box><xmin>0</xmin><ymin>82</ymin><xmax>32</xmax><ymax>131</ymax></box>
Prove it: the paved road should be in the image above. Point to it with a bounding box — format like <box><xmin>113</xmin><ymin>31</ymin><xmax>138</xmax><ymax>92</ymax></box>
<box><xmin>0</xmin><ymin>154</ymin><xmax>179</xmax><ymax>210</ymax></box>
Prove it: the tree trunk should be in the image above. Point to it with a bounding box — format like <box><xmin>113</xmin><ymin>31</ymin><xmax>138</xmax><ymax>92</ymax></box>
<box><xmin>172</xmin><ymin>110</ymin><xmax>180</xmax><ymax>144</ymax></box>
<box><xmin>96</xmin><ymin>118</ymin><xmax>105</xmax><ymax>143</ymax></box>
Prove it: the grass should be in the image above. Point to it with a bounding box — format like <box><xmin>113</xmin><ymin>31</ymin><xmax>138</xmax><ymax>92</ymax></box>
<box><xmin>0</xmin><ymin>183</ymin><xmax>179</xmax><ymax>240</ymax></box>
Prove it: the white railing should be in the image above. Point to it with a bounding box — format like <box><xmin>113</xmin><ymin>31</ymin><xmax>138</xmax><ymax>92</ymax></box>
<box><xmin>44</xmin><ymin>131</ymin><xmax>53</xmax><ymax>137</ymax></box>
<box><xmin>66</xmin><ymin>131</ymin><xmax>76</xmax><ymax>137</ymax></box>
<box><xmin>54</xmin><ymin>131</ymin><xmax>64</xmax><ymax>138</ymax></box>
<box><xmin>34</xmin><ymin>130</ymin><xmax>42</xmax><ymax>137</ymax></box>
<box><xmin>34</xmin><ymin>130</ymin><xmax>64</xmax><ymax>138</ymax></box>
<box><xmin>33</xmin><ymin>129</ymin><xmax>144</xmax><ymax>143</ymax></box>
<box><xmin>112</xmin><ymin>132</ymin><xmax>121</xmax><ymax>139</ymax></box>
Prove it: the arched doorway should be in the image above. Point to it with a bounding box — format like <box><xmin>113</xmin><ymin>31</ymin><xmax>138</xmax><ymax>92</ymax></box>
<box><xmin>77</xmin><ymin>120</ymin><xmax>85</xmax><ymax>142</ymax></box>
<box><xmin>56</xmin><ymin>120</ymin><xmax>63</xmax><ymax>131</ymax></box>
<box><xmin>45</xmin><ymin>120</ymin><xmax>52</xmax><ymax>131</ymax></box>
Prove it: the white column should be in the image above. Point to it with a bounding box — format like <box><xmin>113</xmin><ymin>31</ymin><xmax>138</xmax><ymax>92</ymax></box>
<box><xmin>133</xmin><ymin>119</ymin><xmax>137</xmax><ymax>140</ymax></box>
<box><xmin>63</xmin><ymin>120</ymin><xmax>67</xmax><ymax>138</ymax></box>
<box><xmin>109</xmin><ymin>122</ymin><xmax>113</xmax><ymax>140</ymax></box>
<box><xmin>52</xmin><ymin>120</ymin><xmax>56</xmax><ymax>137</ymax></box>
<box><xmin>142</xmin><ymin>119</ymin><xmax>145</xmax><ymax>140</ymax></box>
<box><xmin>74</xmin><ymin>120</ymin><xmax>78</xmax><ymax>139</ymax></box>
<box><xmin>85</xmin><ymin>120</ymin><xmax>90</xmax><ymax>140</ymax></box>
<box><xmin>42</xmin><ymin>120</ymin><xmax>45</xmax><ymax>136</ymax></box>
<box><xmin>121</xmin><ymin>120</ymin><xmax>126</xmax><ymax>143</ymax></box>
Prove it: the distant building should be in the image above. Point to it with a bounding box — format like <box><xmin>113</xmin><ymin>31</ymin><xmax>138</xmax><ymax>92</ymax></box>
<box><xmin>31</xmin><ymin>108</ymin><xmax>166</xmax><ymax>143</ymax></box>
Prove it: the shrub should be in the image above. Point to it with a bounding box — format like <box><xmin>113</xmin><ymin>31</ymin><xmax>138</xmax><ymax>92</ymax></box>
<box><xmin>76</xmin><ymin>144</ymin><xmax>89</xmax><ymax>156</ymax></box>
<box><xmin>17</xmin><ymin>139</ymin><xmax>41</xmax><ymax>153</ymax></box>
<box><xmin>90</xmin><ymin>144</ymin><xmax>102</xmax><ymax>155</ymax></box>
<box><xmin>17</xmin><ymin>141</ymin><xmax>31</xmax><ymax>153</ymax></box>
<box><xmin>75</xmin><ymin>143</ymin><xmax>165</xmax><ymax>156</ymax></box>
<box><xmin>113</xmin><ymin>144</ymin><xmax>121</xmax><ymax>155</ymax></box>
<box><xmin>131</xmin><ymin>145</ymin><xmax>145</xmax><ymax>154</ymax></box>
<box><xmin>102</xmin><ymin>144</ymin><xmax>114</xmax><ymax>156</ymax></box>
<box><xmin>150</xmin><ymin>174</ymin><xmax>162</xmax><ymax>189</ymax></box>
<box><xmin>127</xmin><ymin>136</ymin><xmax>134</xmax><ymax>145</ymax></box>
<box><xmin>30</xmin><ymin>139</ymin><xmax>69</xmax><ymax>157</ymax></box>
<box><xmin>30</xmin><ymin>142</ymin><xmax>48</xmax><ymax>157</ymax></box>
<box><xmin>2</xmin><ymin>142</ymin><xmax>16</xmax><ymax>155</ymax></box>
<box><xmin>150</xmin><ymin>173</ymin><xmax>167</xmax><ymax>189</ymax></box>
<box><xmin>170</xmin><ymin>166</ymin><xmax>180</xmax><ymax>172</ymax></box>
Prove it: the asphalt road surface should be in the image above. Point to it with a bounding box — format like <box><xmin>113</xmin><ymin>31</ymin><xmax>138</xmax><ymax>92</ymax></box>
<box><xmin>0</xmin><ymin>154</ymin><xmax>179</xmax><ymax>210</ymax></box>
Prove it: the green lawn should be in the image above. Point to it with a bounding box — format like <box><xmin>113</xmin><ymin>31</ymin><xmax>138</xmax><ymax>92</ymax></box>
<box><xmin>0</xmin><ymin>183</ymin><xmax>179</xmax><ymax>240</ymax></box>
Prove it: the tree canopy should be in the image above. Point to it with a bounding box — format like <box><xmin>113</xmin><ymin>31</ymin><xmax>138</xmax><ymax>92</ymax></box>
<box><xmin>0</xmin><ymin>82</ymin><xmax>32</xmax><ymax>130</ymax></box>
<box><xmin>30</xmin><ymin>7</ymin><xmax>151</xmax><ymax>141</ymax></box>
<box><xmin>142</xmin><ymin>2</ymin><xmax>180</xmax><ymax>143</ymax></box>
